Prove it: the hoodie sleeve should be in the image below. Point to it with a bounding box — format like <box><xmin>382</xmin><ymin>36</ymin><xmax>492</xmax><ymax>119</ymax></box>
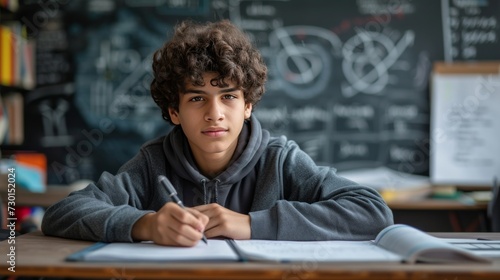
<box><xmin>41</xmin><ymin>150</ymin><xmax>155</xmax><ymax>242</ymax></box>
<box><xmin>249</xmin><ymin>141</ymin><xmax>394</xmax><ymax>241</ymax></box>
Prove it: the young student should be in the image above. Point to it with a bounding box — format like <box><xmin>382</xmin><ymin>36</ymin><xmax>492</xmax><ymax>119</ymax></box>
<box><xmin>42</xmin><ymin>19</ymin><xmax>393</xmax><ymax>247</ymax></box>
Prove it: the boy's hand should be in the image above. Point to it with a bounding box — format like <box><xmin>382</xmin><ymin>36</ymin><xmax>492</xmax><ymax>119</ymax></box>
<box><xmin>192</xmin><ymin>203</ymin><xmax>251</xmax><ymax>240</ymax></box>
<box><xmin>132</xmin><ymin>202</ymin><xmax>208</xmax><ymax>247</ymax></box>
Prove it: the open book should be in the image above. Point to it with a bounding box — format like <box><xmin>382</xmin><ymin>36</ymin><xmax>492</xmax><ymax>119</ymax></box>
<box><xmin>67</xmin><ymin>224</ymin><xmax>490</xmax><ymax>264</ymax></box>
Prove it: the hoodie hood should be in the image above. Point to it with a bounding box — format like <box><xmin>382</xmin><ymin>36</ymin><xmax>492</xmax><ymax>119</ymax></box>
<box><xmin>163</xmin><ymin>115</ymin><xmax>270</xmax><ymax>186</ymax></box>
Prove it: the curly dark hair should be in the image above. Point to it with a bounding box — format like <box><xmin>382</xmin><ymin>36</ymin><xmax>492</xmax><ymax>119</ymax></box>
<box><xmin>150</xmin><ymin>19</ymin><xmax>268</xmax><ymax>124</ymax></box>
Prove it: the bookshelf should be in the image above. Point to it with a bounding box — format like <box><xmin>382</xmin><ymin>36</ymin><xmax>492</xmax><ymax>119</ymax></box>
<box><xmin>1</xmin><ymin>0</ymin><xmax>34</xmax><ymax>146</ymax></box>
<box><xmin>1</xmin><ymin>0</ymin><xmax>41</xmax><ymax>233</ymax></box>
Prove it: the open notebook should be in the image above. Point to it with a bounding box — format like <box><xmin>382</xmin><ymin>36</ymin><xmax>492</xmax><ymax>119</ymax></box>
<box><xmin>67</xmin><ymin>224</ymin><xmax>491</xmax><ymax>264</ymax></box>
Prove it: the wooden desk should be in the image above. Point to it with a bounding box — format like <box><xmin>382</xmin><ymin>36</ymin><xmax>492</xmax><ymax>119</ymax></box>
<box><xmin>1</xmin><ymin>231</ymin><xmax>500</xmax><ymax>280</ymax></box>
<box><xmin>388</xmin><ymin>198</ymin><xmax>490</xmax><ymax>232</ymax></box>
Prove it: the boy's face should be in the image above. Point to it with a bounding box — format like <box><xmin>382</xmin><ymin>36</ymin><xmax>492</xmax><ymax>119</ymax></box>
<box><xmin>168</xmin><ymin>72</ymin><xmax>252</xmax><ymax>162</ymax></box>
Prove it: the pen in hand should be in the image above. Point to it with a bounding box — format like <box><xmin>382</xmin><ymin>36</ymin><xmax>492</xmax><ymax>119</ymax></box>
<box><xmin>158</xmin><ymin>175</ymin><xmax>208</xmax><ymax>245</ymax></box>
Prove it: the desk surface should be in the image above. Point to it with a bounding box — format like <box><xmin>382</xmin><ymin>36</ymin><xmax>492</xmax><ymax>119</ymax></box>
<box><xmin>1</xmin><ymin>231</ymin><xmax>500</xmax><ymax>280</ymax></box>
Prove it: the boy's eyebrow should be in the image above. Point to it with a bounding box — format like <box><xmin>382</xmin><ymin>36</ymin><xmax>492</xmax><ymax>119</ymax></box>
<box><xmin>220</xmin><ymin>87</ymin><xmax>239</xmax><ymax>93</ymax></box>
<box><xmin>184</xmin><ymin>87</ymin><xmax>239</xmax><ymax>94</ymax></box>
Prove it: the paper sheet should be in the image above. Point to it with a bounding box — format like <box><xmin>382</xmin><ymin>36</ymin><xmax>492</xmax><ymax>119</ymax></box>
<box><xmin>233</xmin><ymin>240</ymin><xmax>401</xmax><ymax>262</ymax></box>
<box><xmin>83</xmin><ymin>239</ymin><xmax>239</xmax><ymax>262</ymax></box>
<box><xmin>431</xmin><ymin>74</ymin><xmax>500</xmax><ymax>186</ymax></box>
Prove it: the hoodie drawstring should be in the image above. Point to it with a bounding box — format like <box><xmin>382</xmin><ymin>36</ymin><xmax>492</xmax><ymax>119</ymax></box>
<box><xmin>200</xmin><ymin>179</ymin><xmax>220</xmax><ymax>204</ymax></box>
<box><xmin>214</xmin><ymin>179</ymin><xmax>220</xmax><ymax>204</ymax></box>
<box><xmin>201</xmin><ymin>179</ymin><xmax>208</xmax><ymax>205</ymax></box>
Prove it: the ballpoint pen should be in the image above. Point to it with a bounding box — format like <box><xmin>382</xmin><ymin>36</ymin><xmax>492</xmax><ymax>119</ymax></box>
<box><xmin>158</xmin><ymin>175</ymin><xmax>208</xmax><ymax>244</ymax></box>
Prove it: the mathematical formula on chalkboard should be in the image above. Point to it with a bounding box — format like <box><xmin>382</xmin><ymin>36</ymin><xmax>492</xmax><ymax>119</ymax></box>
<box><xmin>18</xmin><ymin>0</ymin><xmax>500</xmax><ymax>184</ymax></box>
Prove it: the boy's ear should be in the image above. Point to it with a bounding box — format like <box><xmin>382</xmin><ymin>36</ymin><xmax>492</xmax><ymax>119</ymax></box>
<box><xmin>244</xmin><ymin>103</ymin><xmax>252</xmax><ymax>119</ymax></box>
<box><xmin>168</xmin><ymin>107</ymin><xmax>180</xmax><ymax>125</ymax></box>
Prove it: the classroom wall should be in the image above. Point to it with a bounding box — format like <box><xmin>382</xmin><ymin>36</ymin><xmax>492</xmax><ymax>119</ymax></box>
<box><xmin>14</xmin><ymin>0</ymin><xmax>500</xmax><ymax>184</ymax></box>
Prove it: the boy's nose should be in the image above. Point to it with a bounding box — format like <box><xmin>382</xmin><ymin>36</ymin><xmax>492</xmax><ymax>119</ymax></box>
<box><xmin>204</xmin><ymin>100</ymin><xmax>224</xmax><ymax>121</ymax></box>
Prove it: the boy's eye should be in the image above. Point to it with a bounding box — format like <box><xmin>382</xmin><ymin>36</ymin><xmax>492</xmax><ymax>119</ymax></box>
<box><xmin>223</xmin><ymin>94</ymin><xmax>236</xmax><ymax>99</ymax></box>
<box><xmin>190</xmin><ymin>96</ymin><xmax>204</xmax><ymax>102</ymax></box>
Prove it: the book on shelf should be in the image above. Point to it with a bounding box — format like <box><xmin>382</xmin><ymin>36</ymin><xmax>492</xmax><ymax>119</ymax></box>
<box><xmin>67</xmin><ymin>224</ymin><xmax>490</xmax><ymax>264</ymax></box>
<box><xmin>338</xmin><ymin>166</ymin><xmax>432</xmax><ymax>202</ymax></box>
<box><xmin>0</xmin><ymin>92</ymin><xmax>23</xmax><ymax>145</ymax></box>
<box><xmin>0</xmin><ymin>21</ymin><xmax>36</xmax><ymax>89</ymax></box>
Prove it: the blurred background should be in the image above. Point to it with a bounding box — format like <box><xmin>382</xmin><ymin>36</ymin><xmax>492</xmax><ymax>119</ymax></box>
<box><xmin>1</xmin><ymin>0</ymin><xmax>499</xmax><ymax>233</ymax></box>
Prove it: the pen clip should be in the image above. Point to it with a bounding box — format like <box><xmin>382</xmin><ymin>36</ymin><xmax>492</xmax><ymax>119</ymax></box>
<box><xmin>159</xmin><ymin>175</ymin><xmax>177</xmax><ymax>197</ymax></box>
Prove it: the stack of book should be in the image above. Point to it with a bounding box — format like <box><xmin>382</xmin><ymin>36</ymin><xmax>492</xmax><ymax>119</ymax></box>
<box><xmin>0</xmin><ymin>21</ymin><xmax>36</xmax><ymax>90</ymax></box>
<box><xmin>338</xmin><ymin>166</ymin><xmax>432</xmax><ymax>202</ymax></box>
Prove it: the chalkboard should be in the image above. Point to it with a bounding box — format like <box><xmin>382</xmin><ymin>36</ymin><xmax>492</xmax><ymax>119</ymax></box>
<box><xmin>442</xmin><ymin>0</ymin><xmax>500</xmax><ymax>61</ymax></box>
<box><xmin>16</xmin><ymin>0</ymin><xmax>500</xmax><ymax>184</ymax></box>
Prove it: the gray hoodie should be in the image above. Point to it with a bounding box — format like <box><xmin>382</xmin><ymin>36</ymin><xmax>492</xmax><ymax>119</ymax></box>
<box><xmin>42</xmin><ymin>116</ymin><xmax>393</xmax><ymax>242</ymax></box>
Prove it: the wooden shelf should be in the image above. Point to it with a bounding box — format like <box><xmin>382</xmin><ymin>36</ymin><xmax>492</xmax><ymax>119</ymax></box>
<box><xmin>0</xmin><ymin>7</ymin><xmax>18</xmax><ymax>22</ymax></box>
<box><xmin>0</xmin><ymin>84</ymin><xmax>32</xmax><ymax>94</ymax></box>
<box><xmin>388</xmin><ymin>198</ymin><xmax>488</xmax><ymax>211</ymax></box>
